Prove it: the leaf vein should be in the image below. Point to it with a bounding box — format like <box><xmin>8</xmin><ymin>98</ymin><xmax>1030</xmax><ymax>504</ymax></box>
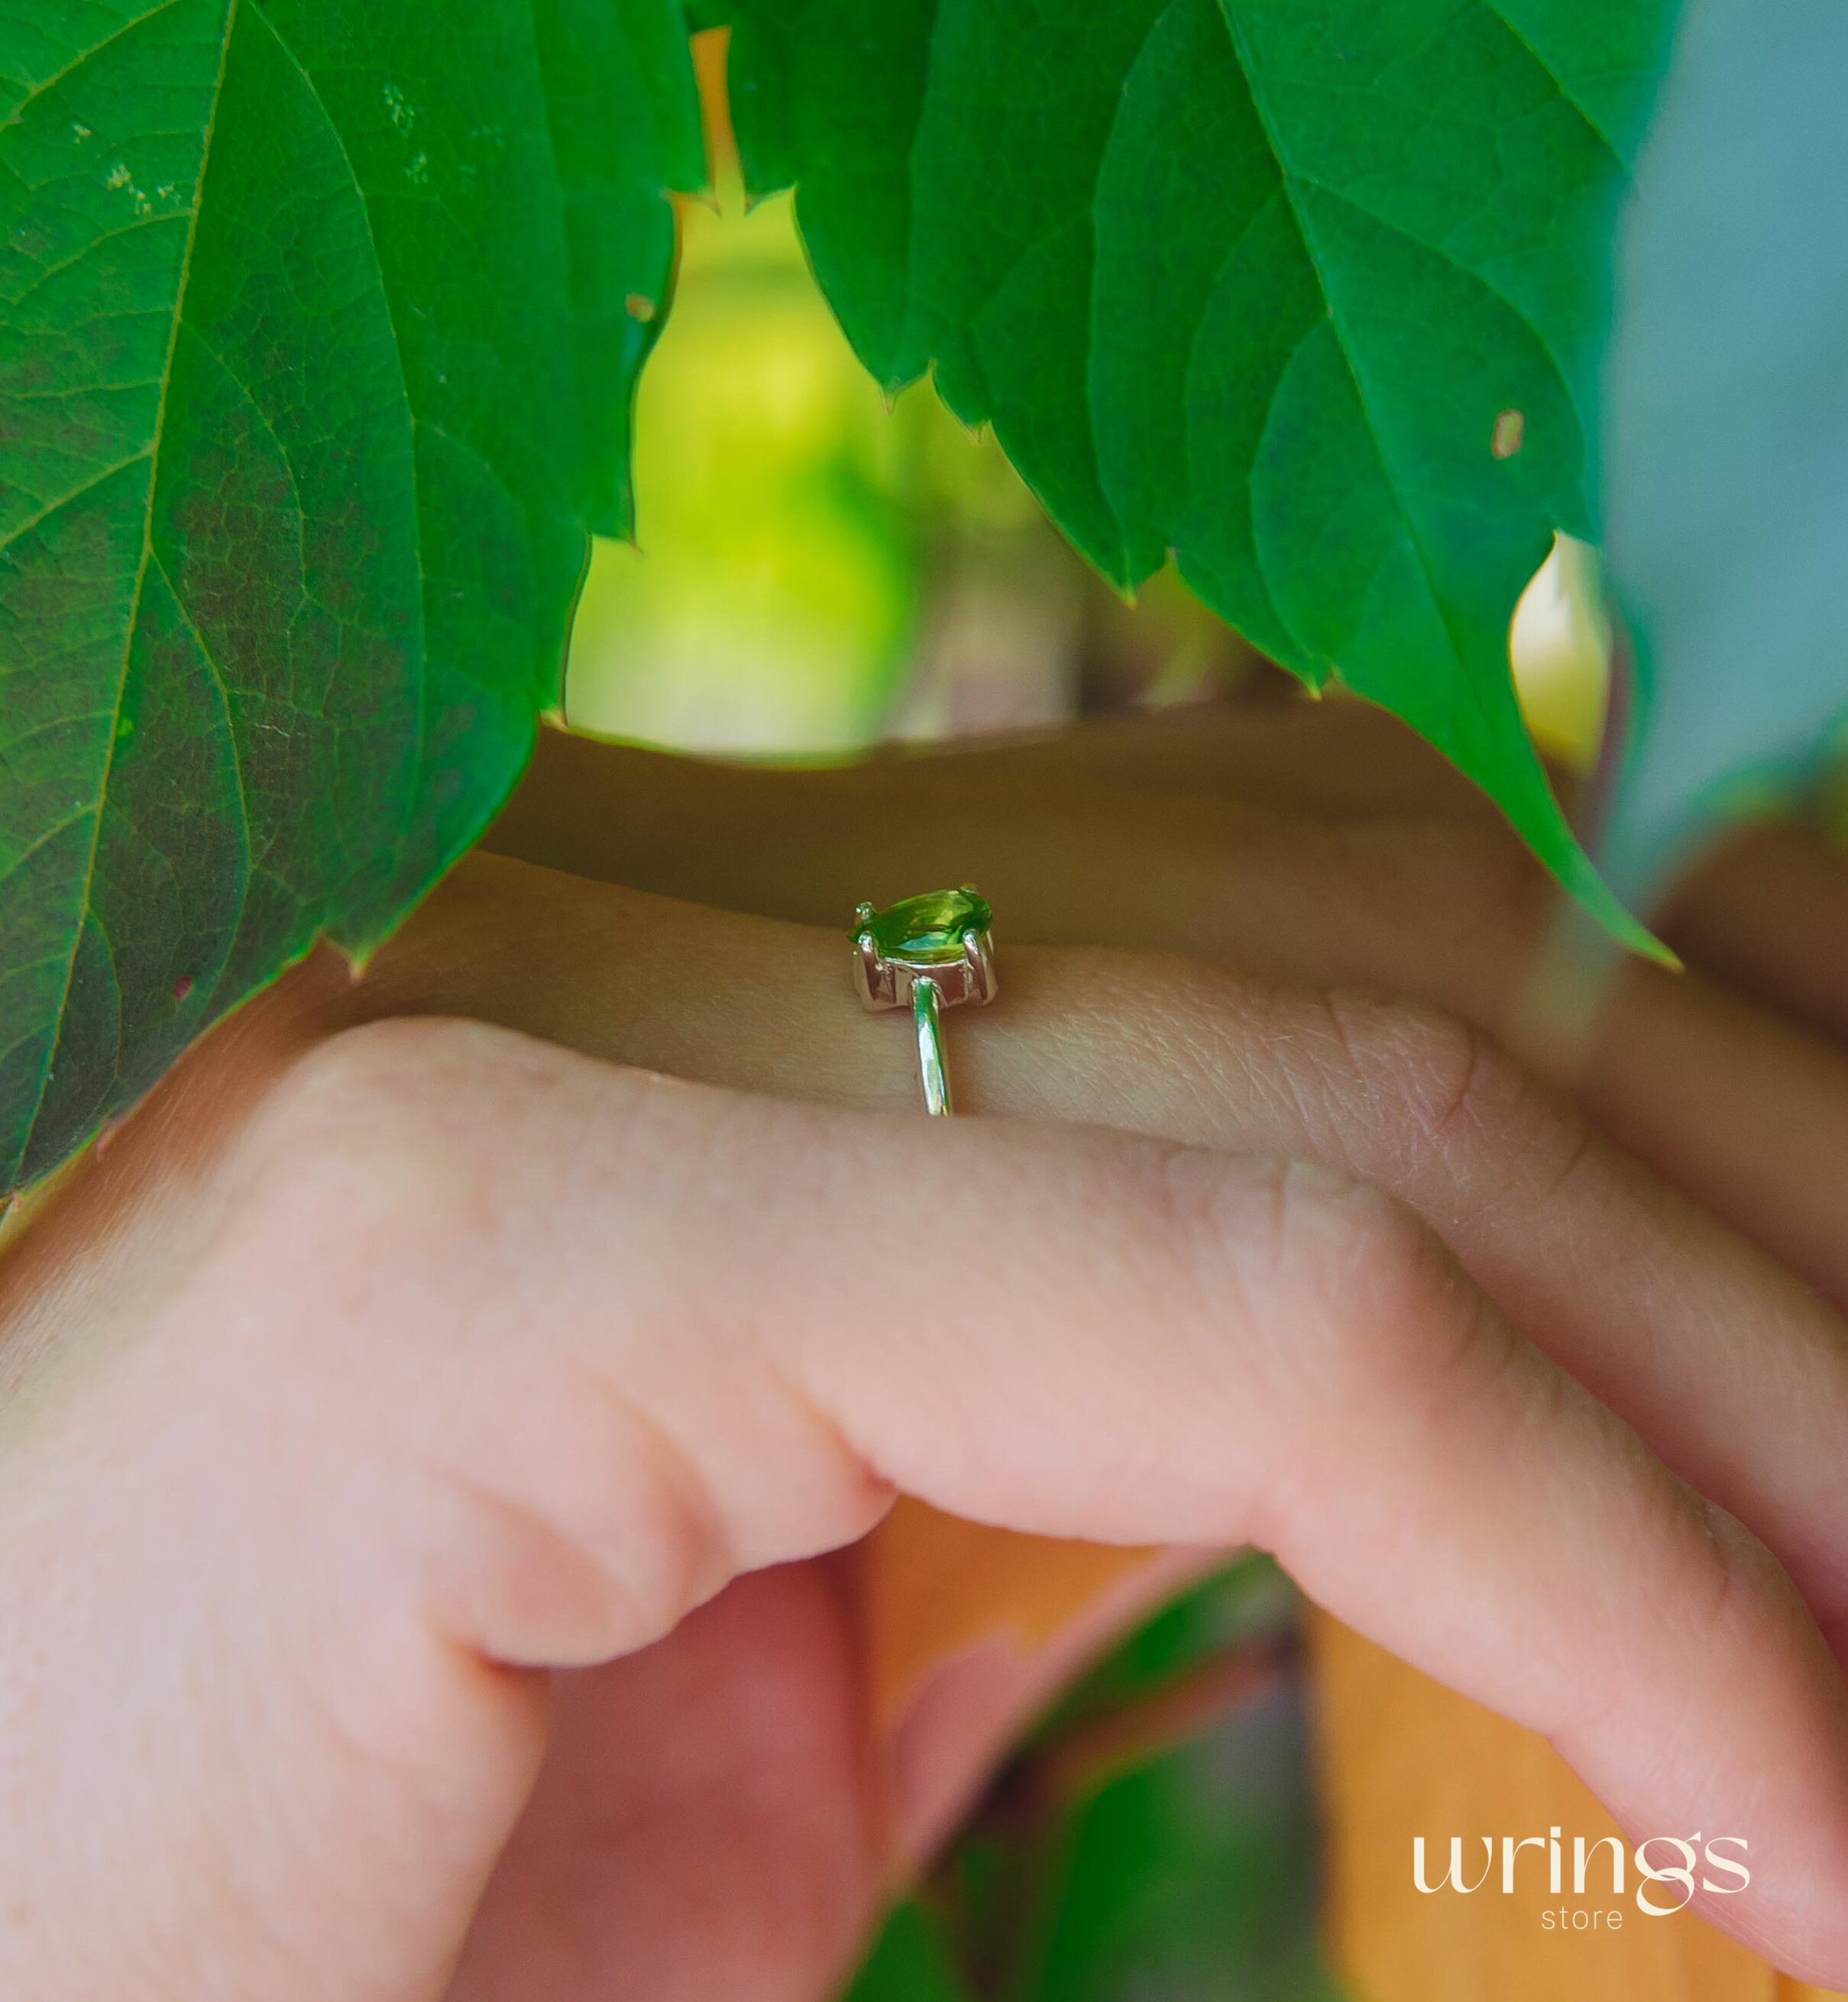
<box><xmin>2</xmin><ymin>0</ymin><xmax>183</xmax><ymax>128</ymax></box>
<box><xmin>1477</xmin><ymin>2</ymin><xmax>1625</xmax><ymax>170</ymax></box>
<box><xmin>1215</xmin><ymin>2</ymin><xmax>1512</xmax><ymax>742</ymax></box>
<box><xmin>150</xmin><ymin>545</ymin><xmax>253</xmax><ymax>927</ymax></box>
<box><xmin>0</xmin><ymin>809</ymin><xmax>89</xmax><ymax>888</ymax></box>
<box><xmin>0</xmin><ymin>451</ymin><xmax>151</xmax><ymax>558</ymax></box>
<box><xmin>12</xmin><ymin>0</ymin><xmax>238</xmax><ymax>1179</ymax></box>
<box><xmin>4</xmin><ymin>213</ymin><xmax>173</xmax><ymax>313</ymax></box>
<box><xmin>244</xmin><ymin>0</ymin><xmax>430</xmax><ymax>873</ymax></box>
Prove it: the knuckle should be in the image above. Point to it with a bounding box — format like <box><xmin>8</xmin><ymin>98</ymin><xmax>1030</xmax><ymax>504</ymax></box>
<box><xmin>1317</xmin><ymin>988</ymin><xmax>1565</xmax><ymax>1182</ymax></box>
<box><xmin>245</xmin><ymin>1017</ymin><xmax>461</xmax><ymax>1154</ymax></box>
<box><xmin>1691</xmin><ymin>1499</ymin><xmax>1798</xmax><ymax>1645</ymax></box>
<box><xmin>1141</xmin><ymin>1144</ymin><xmax>1325</xmax><ymax>1324</ymax></box>
<box><xmin>411</xmin><ymin>1376</ymin><xmax>738</xmax><ymax>1664</ymax></box>
<box><xmin>229</xmin><ymin>1019</ymin><xmax>510</xmax><ymax>1278</ymax></box>
<box><xmin>256</xmin><ymin>1015</ymin><xmax>510</xmax><ymax>1132</ymax></box>
<box><xmin>1322</xmin><ymin>987</ymin><xmax>1488</xmax><ymax>1134</ymax></box>
<box><xmin>1147</xmin><ymin>1143</ymin><xmax>1439</xmax><ymax>1379</ymax></box>
<box><xmin>1254</xmin><ymin>1156</ymin><xmax>1507</xmax><ymax>1418</ymax></box>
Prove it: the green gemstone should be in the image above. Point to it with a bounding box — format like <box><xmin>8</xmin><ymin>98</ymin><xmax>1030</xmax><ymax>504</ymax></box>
<box><xmin>857</xmin><ymin>888</ymin><xmax>992</xmax><ymax>964</ymax></box>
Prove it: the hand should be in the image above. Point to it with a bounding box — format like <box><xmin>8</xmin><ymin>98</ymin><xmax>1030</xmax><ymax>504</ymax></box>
<box><xmin>5</xmin><ymin>706</ymin><xmax>1848</xmax><ymax>1999</ymax></box>
<box><xmin>493</xmin><ymin>700</ymin><xmax>1848</xmax><ymax>1308</ymax></box>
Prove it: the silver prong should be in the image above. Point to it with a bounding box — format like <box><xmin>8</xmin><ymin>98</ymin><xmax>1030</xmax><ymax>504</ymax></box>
<box><xmin>961</xmin><ymin>927</ymin><xmax>997</xmax><ymax>1005</ymax></box>
<box><xmin>854</xmin><ymin>901</ymin><xmax>875</xmax><ymax>923</ymax></box>
<box><xmin>854</xmin><ymin>928</ymin><xmax>898</xmax><ymax>1010</ymax></box>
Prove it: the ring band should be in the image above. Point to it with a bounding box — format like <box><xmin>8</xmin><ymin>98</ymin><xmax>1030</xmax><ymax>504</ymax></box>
<box><xmin>851</xmin><ymin>887</ymin><xmax>998</xmax><ymax>1116</ymax></box>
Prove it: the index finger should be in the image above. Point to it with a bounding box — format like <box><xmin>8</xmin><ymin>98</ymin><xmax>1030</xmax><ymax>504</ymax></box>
<box><xmin>236</xmin><ymin>1018</ymin><xmax>1848</xmax><ymax>1984</ymax></box>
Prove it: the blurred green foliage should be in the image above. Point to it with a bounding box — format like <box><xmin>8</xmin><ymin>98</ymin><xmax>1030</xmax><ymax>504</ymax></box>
<box><xmin>564</xmin><ymin>74</ymin><xmax>1278</xmax><ymax>759</ymax></box>
<box><xmin>566</xmin><ymin>174</ymin><xmax>1614</xmax><ymax>778</ymax></box>
<box><xmin>841</xmin><ymin>1561</ymin><xmax>1346</xmax><ymax>2002</ymax></box>
<box><xmin>565</xmin><ymin>184</ymin><xmax>1093</xmax><ymax>754</ymax></box>
<box><xmin>564</xmin><ymin>47</ymin><xmax>1614</xmax><ymax>778</ymax></box>
<box><xmin>568</xmin><ymin>189</ymin><xmax>917</xmax><ymax>753</ymax></box>
<box><xmin>704</xmin><ymin>0</ymin><xmax>1668</xmax><ymax>952</ymax></box>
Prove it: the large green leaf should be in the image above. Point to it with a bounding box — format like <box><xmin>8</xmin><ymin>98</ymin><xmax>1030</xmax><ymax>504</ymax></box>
<box><xmin>834</xmin><ymin>1564</ymin><xmax>1338</xmax><ymax>2002</ymax></box>
<box><xmin>840</xmin><ymin>1900</ymin><xmax>978</xmax><ymax>2002</ymax></box>
<box><xmin>1604</xmin><ymin>0</ymin><xmax>1848</xmax><ymax>885</ymax></box>
<box><xmin>710</xmin><ymin>0</ymin><xmax>1674</xmax><ymax>945</ymax></box>
<box><xmin>0</xmin><ymin>0</ymin><xmax>702</xmax><ymax>1191</ymax></box>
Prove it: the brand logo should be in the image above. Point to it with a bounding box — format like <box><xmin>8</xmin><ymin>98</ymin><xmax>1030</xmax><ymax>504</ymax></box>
<box><xmin>1412</xmin><ymin>1829</ymin><xmax>1749</xmax><ymax>1929</ymax></box>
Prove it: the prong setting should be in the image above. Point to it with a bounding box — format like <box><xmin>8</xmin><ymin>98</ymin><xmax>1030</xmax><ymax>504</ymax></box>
<box><xmin>960</xmin><ymin>926</ymin><xmax>996</xmax><ymax>1004</ymax></box>
<box><xmin>850</xmin><ymin>888</ymin><xmax>997</xmax><ymax>1012</ymax></box>
<box><xmin>852</xmin><ymin>888</ymin><xmax>997</xmax><ymax>1115</ymax></box>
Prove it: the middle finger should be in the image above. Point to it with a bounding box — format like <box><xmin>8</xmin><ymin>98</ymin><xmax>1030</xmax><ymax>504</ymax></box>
<box><xmin>338</xmin><ymin>855</ymin><xmax>1848</xmax><ymax>1660</ymax></box>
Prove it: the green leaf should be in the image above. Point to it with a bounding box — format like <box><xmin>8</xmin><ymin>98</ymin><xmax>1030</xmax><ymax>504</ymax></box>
<box><xmin>711</xmin><ymin>0</ymin><xmax>1674</xmax><ymax>947</ymax></box>
<box><xmin>915</xmin><ymin>1561</ymin><xmax>1337</xmax><ymax>2002</ymax></box>
<box><xmin>1604</xmin><ymin>0</ymin><xmax>1848</xmax><ymax>885</ymax></box>
<box><xmin>838</xmin><ymin>1900</ymin><xmax>979</xmax><ymax>2002</ymax></box>
<box><xmin>1018</xmin><ymin>1744</ymin><xmax>1343</xmax><ymax>2002</ymax></box>
<box><xmin>0</xmin><ymin>0</ymin><xmax>703</xmax><ymax>1191</ymax></box>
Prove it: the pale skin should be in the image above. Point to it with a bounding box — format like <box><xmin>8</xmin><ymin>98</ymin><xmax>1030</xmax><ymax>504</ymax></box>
<box><xmin>4</xmin><ymin>703</ymin><xmax>1848</xmax><ymax>2000</ymax></box>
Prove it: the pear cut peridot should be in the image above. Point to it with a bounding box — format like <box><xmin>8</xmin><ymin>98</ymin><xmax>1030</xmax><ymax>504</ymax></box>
<box><xmin>856</xmin><ymin>888</ymin><xmax>992</xmax><ymax>965</ymax></box>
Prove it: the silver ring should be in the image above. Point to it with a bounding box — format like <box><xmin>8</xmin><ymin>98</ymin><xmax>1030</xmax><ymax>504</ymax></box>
<box><xmin>850</xmin><ymin>887</ymin><xmax>998</xmax><ymax>1116</ymax></box>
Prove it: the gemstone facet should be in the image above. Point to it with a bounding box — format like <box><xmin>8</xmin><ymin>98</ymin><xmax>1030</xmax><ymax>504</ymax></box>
<box><xmin>856</xmin><ymin>888</ymin><xmax>992</xmax><ymax>965</ymax></box>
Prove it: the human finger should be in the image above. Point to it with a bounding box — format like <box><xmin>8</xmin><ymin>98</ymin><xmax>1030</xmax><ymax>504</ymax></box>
<box><xmin>230</xmin><ymin>1016</ymin><xmax>1848</xmax><ymax>1978</ymax></box>
<box><xmin>486</xmin><ymin>728</ymin><xmax>1848</xmax><ymax>1311</ymax></box>
<box><xmin>1656</xmin><ymin>819</ymin><xmax>1848</xmax><ymax>1048</ymax></box>
<box><xmin>18</xmin><ymin>891</ymin><xmax>1848</xmax><ymax>1994</ymax></box>
<box><xmin>349</xmin><ymin>857</ymin><xmax>1848</xmax><ymax>1664</ymax></box>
